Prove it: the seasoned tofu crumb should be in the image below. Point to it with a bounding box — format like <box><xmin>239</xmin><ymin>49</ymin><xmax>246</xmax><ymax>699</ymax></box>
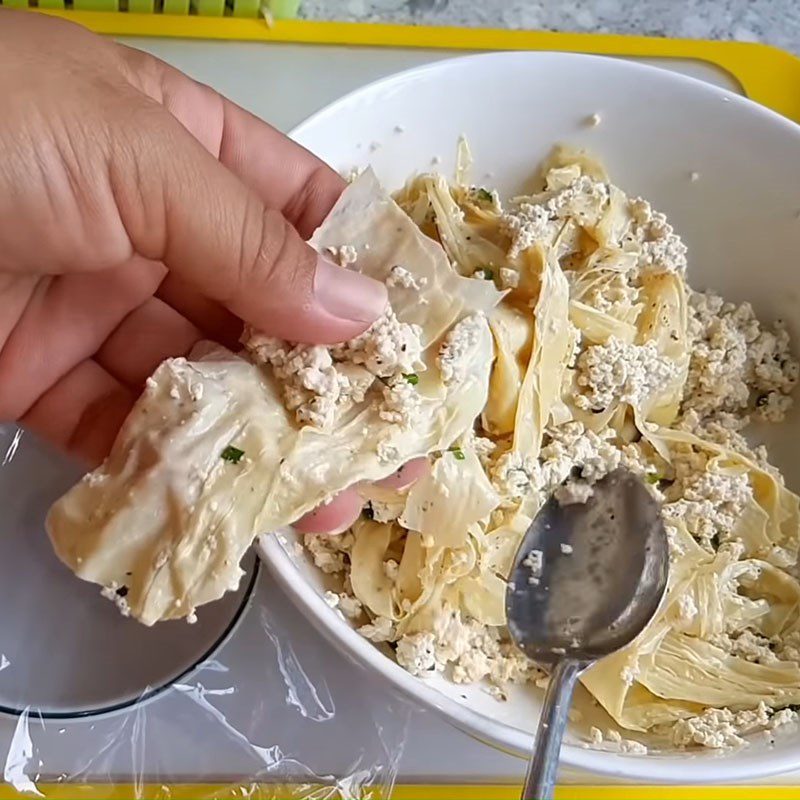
<box><xmin>574</xmin><ymin>338</ymin><xmax>680</xmax><ymax>412</ymax></box>
<box><xmin>522</xmin><ymin>549</ymin><xmax>543</xmax><ymax>577</ymax></box>
<box><xmin>437</xmin><ymin>313</ymin><xmax>486</xmax><ymax>385</ymax></box>
<box><xmin>244</xmin><ymin>305</ymin><xmax>424</xmax><ymax>431</ymax></box>
<box><xmin>669</xmin><ymin>703</ymin><xmax>795</xmax><ymax>749</ymax></box>
<box><xmin>387</xmin><ymin>264</ymin><xmax>428</xmax><ymax>291</ymax></box>
<box><xmin>554</xmin><ymin>481</ymin><xmax>593</xmax><ymax>506</ymax></box>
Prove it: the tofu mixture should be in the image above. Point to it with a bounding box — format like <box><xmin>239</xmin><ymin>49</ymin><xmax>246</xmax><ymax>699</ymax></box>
<box><xmin>46</xmin><ymin>145</ymin><xmax>800</xmax><ymax>752</ymax></box>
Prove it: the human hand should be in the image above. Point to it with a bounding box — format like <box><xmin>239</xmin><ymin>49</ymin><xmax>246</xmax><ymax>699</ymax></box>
<box><xmin>0</xmin><ymin>11</ymin><xmax>421</xmax><ymax>532</ymax></box>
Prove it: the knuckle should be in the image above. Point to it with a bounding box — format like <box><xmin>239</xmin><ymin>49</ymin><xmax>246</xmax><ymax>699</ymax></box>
<box><xmin>284</xmin><ymin>165</ymin><xmax>345</xmax><ymax>239</ymax></box>
<box><xmin>236</xmin><ymin>203</ymin><xmax>312</xmax><ymax>301</ymax></box>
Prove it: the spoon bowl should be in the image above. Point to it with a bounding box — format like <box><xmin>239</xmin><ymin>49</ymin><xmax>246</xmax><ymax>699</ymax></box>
<box><xmin>506</xmin><ymin>468</ymin><xmax>669</xmax><ymax>799</ymax></box>
<box><xmin>507</xmin><ymin>468</ymin><xmax>669</xmax><ymax>664</ymax></box>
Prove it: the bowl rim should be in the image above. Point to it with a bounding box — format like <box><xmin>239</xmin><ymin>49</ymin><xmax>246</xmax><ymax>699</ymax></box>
<box><xmin>270</xmin><ymin>50</ymin><xmax>800</xmax><ymax>783</ymax></box>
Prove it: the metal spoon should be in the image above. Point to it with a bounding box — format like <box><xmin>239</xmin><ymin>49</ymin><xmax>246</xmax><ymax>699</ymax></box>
<box><xmin>506</xmin><ymin>468</ymin><xmax>669</xmax><ymax>800</ymax></box>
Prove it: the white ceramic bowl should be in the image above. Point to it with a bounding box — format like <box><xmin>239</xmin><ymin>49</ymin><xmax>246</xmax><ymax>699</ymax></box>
<box><xmin>258</xmin><ymin>52</ymin><xmax>800</xmax><ymax>783</ymax></box>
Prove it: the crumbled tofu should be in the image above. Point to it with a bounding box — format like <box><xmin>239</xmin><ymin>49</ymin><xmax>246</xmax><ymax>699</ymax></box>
<box><xmin>620</xmin><ymin>738</ymin><xmax>648</xmax><ymax>755</ymax></box>
<box><xmin>379</xmin><ymin>377</ymin><xmax>423</xmax><ymax>428</ymax></box>
<box><xmin>338</xmin><ymin>593</ymin><xmax>363</xmax><ymax>619</ymax></box>
<box><xmin>725</xmin><ymin>630</ymin><xmax>779</xmax><ymax>665</ymax></box>
<box><xmin>383</xmin><ymin>559</ymin><xmax>400</xmax><ymax>581</ymax></box>
<box><xmin>395</xmin><ymin>632</ymin><xmax>438</xmax><ymax>676</ymax></box>
<box><xmin>522</xmin><ymin>549</ymin><xmax>543</xmax><ymax>577</ymax></box>
<box><xmin>662</xmin><ymin>470</ymin><xmax>753</xmax><ymax>549</ymax></box>
<box><xmin>538</xmin><ymin>421</ymin><xmax>630</xmax><ymax>490</ymax></box>
<box><xmin>100</xmin><ymin>584</ymin><xmax>131</xmax><ymax>617</ymax></box>
<box><xmin>333</xmin><ymin>306</ymin><xmax>424</xmax><ymax>378</ymax></box>
<box><xmin>627</xmin><ymin>196</ymin><xmax>688</xmax><ymax>272</ymax></box>
<box><xmin>437</xmin><ymin>313</ymin><xmax>486</xmax><ymax>385</ymax></box>
<box><xmin>682</xmin><ymin>291</ymin><xmax>798</xmax><ymax>424</ymax></box>
<box><xmin>368</xmin><ymin>498</ymin><xmax>404</xmax><ymax>524</ymax></box>
<box><xmin>304</xmin><ymin>533</ymin><xmax>352</xmax><ymax>574</ymax></box>
<box><xmin>387</xmin><ymin>264</ymin><xmax>428</xmax><ymax>292</ymax></box>
<box><xmin>388</xmin><ymin>606</ymin><xmax>544</xmax><ymax>687</ymax></box>
<box><xmin>560</xmin><ymin>542</ymin><xmax>574</xmax><ymax>554</ymax></box>
<box><xmin>770</xmin><ymin>708</ymin><xmax>797</xmax><ymax>729</ymax></box>
<box><xmin>777</xmin><ymin>631</ymin><xmax>800</xmax><ymax>662</ymax></box>
<box><xmin>464</xmin><ymin>432</ymin><xmax>497</xmax><ymax>468</ymax></box>
<box><xmin>491</xmin><ymin>450</ymin><xmax>540</xmax><ymax>501</ymax></box>
<box><xmin>671</xmin><ymin>703</ymin><xmax>781</xmax><ymax>749</ymax></box>
<box><xmin>620</xmin><ymin>659</ymin><xmax>641</xmax><ymax>687</ymax></box>
<box><xmin>674</xmin><ymin>592</ymin><xmax>698</xmax><ymax>628</ymax></box>
<box><xmin>358</xmin><ymin>616</ymin><xmax>395</xmax><ymax>643</ymax></box>
<box><xmin>587</xmin><ymin>724</ymin><xmax>648</xmax><ymax>755</ymax></box>
<box><xmin>554</xmin><ymin>481</ymin><xmax>593</xmax><ymax>506</ymax></box>
<box><xmin>498</xmin><ymin>267</ymin><xmax>520</xmax><ymax>289</ymax></box>
<box><xmin>324</xmin><ymin>590</ymin><xmax>339</xmax><ymax>608</ymax></box>
<box><xmin>587</xmin><ymin>112</ymin><xmax>602</xmax><ymax>127</ymax></box>
<box><xmin>326</xmin><ymin>244</ymin><xmax>358</xmax><ymax>266</ymax></box>
<box><xmin>574</xmin><ymin>338</ymin><xmax>680</xmax><ymax>412</ymax></box>
<box><xmin>503</xmin><ymin>176</ymin><xmax>610</xmax><ymax>258</ymax></box>
<box><xmin>245</xmin><ymin>305</ymin><xmax>423</xmax><ymax>430</ymax></box>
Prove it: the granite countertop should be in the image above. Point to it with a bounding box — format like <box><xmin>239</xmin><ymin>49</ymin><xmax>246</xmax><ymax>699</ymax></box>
<box><xmin>299</xmin><ymin>0</ymin><xmax>800</xmax><ymax>56</ymax></box>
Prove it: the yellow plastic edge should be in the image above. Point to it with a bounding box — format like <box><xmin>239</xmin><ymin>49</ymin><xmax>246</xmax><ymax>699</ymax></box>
<box><xmin>1</xmin><ymin>786</ymin><xmax>800</xmax><ymax>799</ymax></box>
<box><xmin>25</xmin><ymin>10</ymin><xmax>800</xmax><ymax>122</ymax></box>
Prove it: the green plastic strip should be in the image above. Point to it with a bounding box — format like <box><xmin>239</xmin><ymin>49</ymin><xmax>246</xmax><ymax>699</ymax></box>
<box><xmin>233</xmin><ymin>0</ymin><xmax>260</xmax><ymax>17</ymax></box>
<box><xmin>2</xmin><ymin>0</ymin><xmax>30</xmax><ymax>7</ymax></box>
<box><xmin>267</xmin><ymin>0</ymin><xmax>300</xmax><ymax>19</ymax></box>
<box><xmin>128</xmin><ymin>0</ymin><xmax>155</xmax><ymax>11</ymax></box>
<box><xmin>162</xmin><ymin>0</ymin><xmax>190</xmax><ymax>13</ymax></box>
<box><xmin>194</xmin><ymin>0</ymin><xmax>225</xmax><ymax>15</ymax></box>
<box><xmin>73</xmin><ymin>0</ymin><xmax>119</xmax><ymax>9</ymax></box>
<box><xmin>36</xmin><ymin>0</ymin><xmax>66</xmax><ymax>7</ymax></box>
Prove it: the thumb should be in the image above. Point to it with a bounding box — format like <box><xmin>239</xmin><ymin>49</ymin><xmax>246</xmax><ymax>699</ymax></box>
<box><xmin>122</xmin><ymin>109</ymin><xmax>386</xmax><ymax>344</ymax></box>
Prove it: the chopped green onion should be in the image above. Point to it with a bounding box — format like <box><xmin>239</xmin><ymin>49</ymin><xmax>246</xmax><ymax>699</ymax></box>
<box><xmin>403</xmin><ymin>373</ymin><xmax>419</xmax><ymax>385</ymax></box>
<box><xmin>645</xmin><ymin>473</ymin><xmax>661</xmax><ymax>485</ymax></box>
<box><xmin>475</xmin><ymin>188</ymin><xmax>493</xmax><ymax>203</ymax></box>
<box><xmin>449</xmin><ymin>446</ymin><xmax>466</xmax><ymax>461</ymax></box>
<box><xmin>221</xmin><ymin>445</ymin><xmax>245</xmax><ymax>464</ymax></box>
<box><xmin>482</xmin><ymin>268</ymin><xmax>494</xmax><ymax>281</ymax></box>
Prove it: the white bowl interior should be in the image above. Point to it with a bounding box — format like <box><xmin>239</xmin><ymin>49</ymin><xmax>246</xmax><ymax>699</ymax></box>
<box><xmin>260</xmin><ymin>52</ymin><xmax>800</xmax><ymax>783</ymax></box>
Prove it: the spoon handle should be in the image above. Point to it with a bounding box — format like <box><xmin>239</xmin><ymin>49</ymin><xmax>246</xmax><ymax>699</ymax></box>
<box><xmin>521</xmin><ymin>659</ymin><xmax>582</xmax><ymax>800</ymax></box>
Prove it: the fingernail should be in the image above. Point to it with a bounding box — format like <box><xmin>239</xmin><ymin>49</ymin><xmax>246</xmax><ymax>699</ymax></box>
<box><xmin>313</xmin><ymin>257</ymin><xmax>388</xmax><ymax>324</ymax></box>
<box><xmin>294</xmin><ymin>487</ymin><xmax>363</xmax><ymax>535</ymax></box>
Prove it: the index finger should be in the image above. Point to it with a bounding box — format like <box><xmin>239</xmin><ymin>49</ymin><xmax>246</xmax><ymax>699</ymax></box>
<box><xmin>120</xmin><ymin>45</ymin><xmax>346</xmax><ymax>237</ymax></box>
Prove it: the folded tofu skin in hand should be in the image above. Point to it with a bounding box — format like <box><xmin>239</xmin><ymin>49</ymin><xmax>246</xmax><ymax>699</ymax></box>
<box><xmin>46</xmin><ymin>170</ymin><xmax>502</xmax><ymax>626</ymax></box>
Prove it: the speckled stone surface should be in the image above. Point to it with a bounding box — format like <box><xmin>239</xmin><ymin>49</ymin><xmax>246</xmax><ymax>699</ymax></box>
<box><xmin>299</xmin><ymin>0</ymin><xmax>800</xmax><ymax>56</ymax></box>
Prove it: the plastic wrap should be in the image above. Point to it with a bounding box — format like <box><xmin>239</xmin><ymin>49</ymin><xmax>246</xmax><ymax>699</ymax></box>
<box><xmin>0</xmin><ymin>424</ymin><xmax>411</xmax><ymax>799</ymax></box>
